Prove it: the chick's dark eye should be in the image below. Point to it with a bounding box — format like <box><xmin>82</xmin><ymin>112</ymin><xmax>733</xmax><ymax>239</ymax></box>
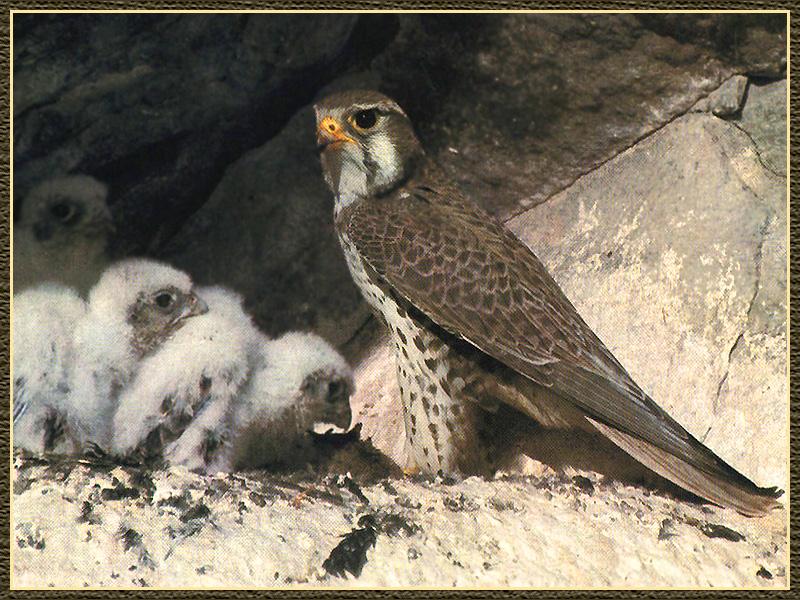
<box><xmin>50</xmin><ymin>202</ymin><xmax>73</xmax><ymax>221</ymax></box>
<box><xmin>155</xmin><ymin>292</ymin><xmax>174</xmax><ymax>309</ymax></box>
<box><xmin>353</xmin><ymin>109</ymin><xmax>377</xmax><ymax>129</ymax></box>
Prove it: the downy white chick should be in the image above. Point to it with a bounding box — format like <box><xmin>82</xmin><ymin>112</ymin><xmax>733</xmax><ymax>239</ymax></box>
<box><xmin>12</xmin><ymin>284</ymin><xmax>87</xmax><ymax>453</ymax></box>
<box><xmin>214</xmin><ymin>331</ymin><xmax>355</xmax><ymax>473</ymax></box>
<box><xmin>14</xmin><ymin>175</ymin><xmax>114</xmax><ymax>294</ymax></box>
<box><xmin>63</xmin><ymin>259</ymin><xmax>207</xmax><ymax>453</ymax></box>
<box><xmin>112</xmin><ymin>286</ymin><xmax>262</xmax><ymax>468</ymax></box>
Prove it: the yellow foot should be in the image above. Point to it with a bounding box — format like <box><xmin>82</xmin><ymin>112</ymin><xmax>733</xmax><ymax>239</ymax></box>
<box><xmin>403</xmin><ymin>464</ymin><xmax>421</xmax><ymax>477</ymax></box>
<box><xmin>290</xmin><ymin>491</ymin><xmax>308</xmax><ymax>508</ymax></box>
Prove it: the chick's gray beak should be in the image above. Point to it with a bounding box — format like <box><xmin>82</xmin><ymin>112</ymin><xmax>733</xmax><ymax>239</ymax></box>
<box><xmin>189</xmin><ymin>293</ymin><xmax>209</xmax><ymax>317</ymax></box>
<box><xmin>174</xmin><ymin>292</ymin><xmax>208</xmax><ymax>324</ymax></box>
<box><xmin>324</xmin><ymin>376</ymin><xmax>354</xmax><ymax>430</ymax></box>
<box><xmin>33</xmin><ymin>220</ymin><xmax>53</xmax><ymax>241</ymax></box>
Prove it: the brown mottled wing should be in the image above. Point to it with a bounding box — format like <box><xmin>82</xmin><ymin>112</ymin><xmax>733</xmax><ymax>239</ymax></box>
<box><xmin>343</xmin><ymin>168</ymin><xmax>636</xmax><ymax>386</ymax></box>
<box><xmin>342</xmin><ymin>167</ymin><xmax>780</xmax><ymax>514</ymax></box>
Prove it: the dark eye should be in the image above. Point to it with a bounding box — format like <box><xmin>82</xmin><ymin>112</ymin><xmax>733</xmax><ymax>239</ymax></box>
<box><xmin>50</xmin><ymin>202</ymin><xmax>74</xmax><ymax>221</ymax></box>
<box><xmin>155</xmin><ymin>292</ymin><xmax>174</xmax><ymax>309</ymax></box>
<box><xmin>353</xmin><ymin>109</ymin><xmax>377</xmax><ymax>130</ymax></box>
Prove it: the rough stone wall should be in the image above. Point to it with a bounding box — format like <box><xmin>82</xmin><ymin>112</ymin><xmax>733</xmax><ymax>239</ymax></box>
<box><xmin>13</xmin><ymin>13</ymin><xmax>786</xmax><ymax>343</ymax></box>
<box><xmin>11</xmin><ymin>13</ymin><xmax>788</xmax><ymax>589</ymax></box>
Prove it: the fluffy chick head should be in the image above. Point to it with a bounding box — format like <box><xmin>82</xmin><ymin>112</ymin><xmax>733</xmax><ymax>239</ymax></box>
<box><xmin>261</xmin><ymin>331</ymin><xmax>355</xmax><ymax>431</ymax></box>
<box><xmin>19</xmin><ymin>175</ymin><xmax>113</xmax><ymax>247</ymax></box>
<box><xmin>89</xmin><ymin>259</ymin><xmax>208</xmax><ymax>356</ymax></box>
<box><xmin>112</xmin><ymin>284</ymin><xmax>260</xmax><ymax>461</ymax></box>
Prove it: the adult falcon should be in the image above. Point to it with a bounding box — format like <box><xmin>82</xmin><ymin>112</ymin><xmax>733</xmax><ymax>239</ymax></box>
<box><xmin>314</xmin><ymin>89</ymin><xmax>781</xmax><ymax>517</ymax></box>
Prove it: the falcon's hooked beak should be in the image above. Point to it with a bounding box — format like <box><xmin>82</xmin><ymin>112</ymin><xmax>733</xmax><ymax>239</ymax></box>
<box><xmin>317</xmin><ymin>116</ymin><xmax>356</xmax><ymax>150</ymax></box>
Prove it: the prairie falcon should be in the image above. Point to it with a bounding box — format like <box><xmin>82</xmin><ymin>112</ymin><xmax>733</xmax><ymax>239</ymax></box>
<box><xmin>314</xmin><ymin>89</ymin><xmax>781</xmax><ymax>516</ymax></box>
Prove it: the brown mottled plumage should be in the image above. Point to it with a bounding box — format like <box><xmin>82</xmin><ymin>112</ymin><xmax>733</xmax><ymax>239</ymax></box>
<box><xmin>314</xmin><ymin>89</ymin><xmax>782</xmax><ymax>516</ymax></box>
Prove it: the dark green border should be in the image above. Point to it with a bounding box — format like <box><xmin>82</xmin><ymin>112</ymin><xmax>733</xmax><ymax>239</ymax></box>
<box><xmin>1</xmin><ymin>2</ymin><xmax>794</xmax><ymax>597</ymax></box>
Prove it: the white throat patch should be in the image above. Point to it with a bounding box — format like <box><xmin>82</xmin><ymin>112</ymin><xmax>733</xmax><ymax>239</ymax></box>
<box><xmin>368</xmin><ymin>132</ymin><xmax>401</xmax><ymax>191</ymax></box>
<box><xmin>335</xmin><ymin>155</ymin><xmax>369</xmax><ymax>215</ymax></box>
<box><xmin>331</xmin><ymin>132</ymin><xmax>401</xmax><ymax>216</ymax></box>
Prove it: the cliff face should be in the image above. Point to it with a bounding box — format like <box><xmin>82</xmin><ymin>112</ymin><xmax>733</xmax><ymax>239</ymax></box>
<box><xmin>11</xmin><ymin>13</ymin><xmax>788</xmax><ymax>589</ymax></box>
<box><xmin>13</xmin><ymin>13</ymin><xmax>786</xmax><ymax>344</ymax></box>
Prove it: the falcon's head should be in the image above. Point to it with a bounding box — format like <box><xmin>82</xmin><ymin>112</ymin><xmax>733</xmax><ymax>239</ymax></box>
<box><xmin>20</xmin><ymin>175</ymin><xmax>114</xmax><ymax>247</ymax></box>
<box><xmin>314</xmin><ymin>90</ymin><xmax>423</xmax><ymax>210</ymax></box>
<box><xmin>89</xmin><ymin>259</ymin><xmax>209</xmax><ymax>357</ymax></box>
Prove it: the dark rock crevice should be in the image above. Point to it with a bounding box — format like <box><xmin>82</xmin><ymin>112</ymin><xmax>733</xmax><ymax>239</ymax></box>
<box><xmin>701</xmin><ymin>115</ymin><xmax>777</xmax><ymax>417</ymax></box>
<box><xmin>729</xmin><ymin>118</ymin><xmax>785</xmax><ymax>179</ymax></box>
<box><xmin>713</xmin><ymin>333</ymin><xmax>743</xmax><ymax>414</ymax></box>
<box><xmin>13</xmin><ymin>14</ymin><xmax>400</xmax><ymax>258</ymax></box>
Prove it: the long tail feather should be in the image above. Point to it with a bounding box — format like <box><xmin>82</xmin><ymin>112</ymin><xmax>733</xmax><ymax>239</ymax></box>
<box><xmin>587</xmin><ymin>417</ymin><xmax>782</xmax><ymax>517</ymax></box>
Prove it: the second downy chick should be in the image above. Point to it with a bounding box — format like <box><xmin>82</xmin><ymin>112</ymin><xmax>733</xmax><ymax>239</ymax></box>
<box><xmin>111</xmin><ymin>284</ymin><xmax>354</xmax><ymax>474</ymax></box>
<box><xmin>112</xmin><ymin>286</ymin><xmax>262</xmax><ymax>468</ymax></box>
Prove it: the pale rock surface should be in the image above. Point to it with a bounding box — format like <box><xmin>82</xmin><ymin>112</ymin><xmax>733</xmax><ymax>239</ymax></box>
<box><xmin>690</xmin><ymin>74</ymin><xmax>748</xmax><ymax>116</ymax></box>
<box><xmin>11</xmin><ymin>459</ymin><xmax>787</xmax><ymax>588</ymax></box>
<box><xmin>507</xmin><ymin>116</ymin><xmax>786</xmax><ymax>491</ymax></box>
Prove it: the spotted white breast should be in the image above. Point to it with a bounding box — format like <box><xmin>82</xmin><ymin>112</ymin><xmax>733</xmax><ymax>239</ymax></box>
<box><xmin>338</xmin><ymin>232</ymin><xmax>488</xmax><ymax>474</ymax></box>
